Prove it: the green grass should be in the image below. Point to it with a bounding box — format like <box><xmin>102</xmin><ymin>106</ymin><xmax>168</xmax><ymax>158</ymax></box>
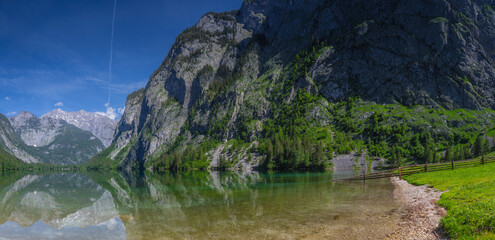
<box><xmin>1</xmin><ymin>147</ymin><xmax>82</xmax><ymax>172</ymax></box>
<box><xmin>405</xmin><ymin>163</ymin><xmax>495</xmax><ymax>239</ymax></box>
<box><xmin>0</xmin><ymin>147</ymin><xmax>28</xmax><ymax>170</ymax></box>
<box><xmin>81</xmin><ymin>143</ymin><xmax>125</xmax><ymax>170</ymax></box>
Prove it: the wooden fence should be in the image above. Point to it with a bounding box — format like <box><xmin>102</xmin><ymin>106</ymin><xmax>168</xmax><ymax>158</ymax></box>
<box><xmin>333</xmin><ymin>155</ymin><xmax>495</xmax><ymax>182</ymax></box>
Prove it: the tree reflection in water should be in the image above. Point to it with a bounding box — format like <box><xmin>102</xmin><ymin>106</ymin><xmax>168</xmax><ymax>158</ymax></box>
<box><xmin>0</xmin><ymin>170</ymin><xmax>400</xmax><ymax>239</ymax></box>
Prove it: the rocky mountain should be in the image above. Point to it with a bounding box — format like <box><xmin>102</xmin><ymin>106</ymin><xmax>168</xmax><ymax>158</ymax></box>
<box><xmin>43</xmin><ymin>109</ymin><xmax>117</xmax><ymax>147</ymax></box>
<box><xmin>7</xmin><ymin>111</ymin><xmax>105</xmax><ymax>165</ymax></box>
<box><xmin>95</xmin><ymin>0</ymin><xmax>495</xmax><ymax>170</ymax></box>
<box><xmin>10</xmin><ymin>112</ymin><xmax>66</xmax><ymax>148</ymax></box>
<box><xmin>0</xmin><ymin>113</ymin><xmax>38</xmax><ymax>164</ymax></box>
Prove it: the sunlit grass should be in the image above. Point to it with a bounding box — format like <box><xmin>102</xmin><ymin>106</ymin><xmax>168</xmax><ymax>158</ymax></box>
<box><xmin>405</xmin><ymin>163</ymin><xmax>495</xmax><ymax>239</ymax></box>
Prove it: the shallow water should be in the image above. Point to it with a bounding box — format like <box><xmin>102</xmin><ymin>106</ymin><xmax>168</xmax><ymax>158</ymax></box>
<box><xmin>0</xmin><ymin>171</ymin><xmax>401</xmax><ymax>239</ymax></box>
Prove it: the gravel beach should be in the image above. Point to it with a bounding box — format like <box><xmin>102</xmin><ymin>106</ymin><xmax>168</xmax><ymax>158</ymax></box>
<box><xmin>387</xmin><ymin>177</ymin><xmax>448</xmax><ymax>239</ymax></box>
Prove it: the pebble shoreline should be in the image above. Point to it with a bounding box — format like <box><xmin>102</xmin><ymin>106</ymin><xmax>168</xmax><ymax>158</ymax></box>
<box><xmin>387</xmin><ymin>177</ymin><xmax>448</xmax><ymax>240</ymax></box>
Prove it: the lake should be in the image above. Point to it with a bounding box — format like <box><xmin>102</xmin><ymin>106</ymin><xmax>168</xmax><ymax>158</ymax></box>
<box><xmin>0</xmin><ymin>171</ymin><xmax>402</xmax><ymax>239</ymax></box>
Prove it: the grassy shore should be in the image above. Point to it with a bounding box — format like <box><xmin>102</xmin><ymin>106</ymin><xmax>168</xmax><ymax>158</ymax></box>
<box><xmin>404</xmin><ymin>162</ymin><xmax>495</xmax><ymax>239</ymax></box>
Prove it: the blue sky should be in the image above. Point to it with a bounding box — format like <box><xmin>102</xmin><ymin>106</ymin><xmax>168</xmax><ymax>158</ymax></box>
<box><xmin>0</xmin><ymin>0</ymin><xmax>242</xmax><ymax>119</ymax></box>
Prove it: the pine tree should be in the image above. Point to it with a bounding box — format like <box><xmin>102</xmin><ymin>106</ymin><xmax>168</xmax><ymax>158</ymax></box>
<box><xmin>328</xmin><ymin>145</ymin><xmax>334</xmax><ymax>159</ymax></box>
<box><xmin>198</xmin><ymin>148</ymin><xmax>203</xmax><ymax>161</ymax></box>
<box><xmin>274</xmin><ymin>137</ymin><xmax>283</xmax><ymax>160</ymax></box>
<box><xmin>445</xmin><ymin>146</ymin><xmax>451</xmax><ymax>163</ymax></box>
<box><xmin>424</xmin><ymin>145</ymin><xmax>432</xmax><ymax>163</ymax></box>
<box><xmin>295</xmin><ymin>138</ymin><xmax>303</xmax><ymax>165</ymax></box>
<box><xmin>218</xmin><ymin>155</ymin><xmax>228</xmax><ymax>171</ymax></box>
<box><xmin>433</xmin><ymin>147</ymin><xmax>438</xmax><ymax>163</ymax></box>
<box><xmin>284</xmin><ymin>138</ymin><xmax>291</xmax><ymax>161</ymax></box>
<box><xmin>474</xmin><ymin>135</ymin><xmax>484</xmax><ymax>157</ymax></box>
<box><xmin>455</xmin><ymin>147</ymin><xmax>462</xmax><ymax>161</ymax></box>
<box><xmin>174</xmin><ymin>153</ymin><xmax>182</xmax><ymax>171</ymax></box>
<box><xmin>464</xmin><ymin>145</ymin><xmax>472</xmax><ymax>159</ymax></box>
<box><xmin>286</xmin><ymin>138</ymin><xmax>296</xmax><ymax>169</ymax></box>
<box><xmin>459</xmin><ymin>145</ymin><xmax>466</xmax><ymax>160</ymax></box>
<box><xmin>315</xmin><ymin>142</ymin><xmax>324</xmax><ymax>165</ymax></box>
<box><xmin>395</xmin><ymin>149</ymin><xmax>402</xmax><ymax>167</ymax></box>
<box><xmin>483</xmin><ymin>138</ymin><xmax>490</xmax><ymax>155</ymax></box>
<box><xmin>266</xmin><ymin>140</ymin><xmax>274</xmax><ymax>162</ymax></box>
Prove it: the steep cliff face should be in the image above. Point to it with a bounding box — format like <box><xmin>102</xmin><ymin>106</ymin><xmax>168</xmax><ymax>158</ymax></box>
<box><xmin>106</xmin><ymin>0</ymin><xmax>495</xmax><ymax>169</ymax></box>
<box><xmin>8</xmin><ymin>112</ymin><xmax>105</xmax><ymax>165</ymax></box>
<box><xmin>236</xmin><ymin>0</ymin><xmax>495</xmax><ymax>109</ymax></box>
<box><xmin>0</xmin><ymin>113</ymin><xmax>38</xmax><ymax>164</ymax></box>
<box><xmin>43</xmin><ymin>109</ymin><xmax>117</xmax><ymax>147</ymax></box>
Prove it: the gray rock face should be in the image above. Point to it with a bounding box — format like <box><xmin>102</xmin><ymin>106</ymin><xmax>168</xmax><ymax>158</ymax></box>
<box><xmin>108</xmin><ymin>0</ymin><xmax>495</xmax><ymax>168</ymax></box>
<box><xmin>10</xmin><ymin>111</ymin><xmax>63</xmax><ymax>147</ymax></box>
<box><xmin>42</xmin><ymin>109</ymin><xmax>117</xmax><ymax>147</ymax></box>
<box><xmin>234</xmin><ymin>0</ymin><xmax>495</xmax><ymax>109</ymax></box>
<box><xmin>307</xmin><ymin>0</ymin><xmax>495</xmax><ymax>109</ymax></box>
<box><xmin>7</xmin><ymin>111</ymin><xmax>105</xmax><ymax>165</ymax></box>
<box><xmin>0</xmin><ymin>114</ymin><xmax>38</xmax><ymax>163</ymax></box>
<box><xmin>248</xmin><ymin>0</ymin><xmax>495</xmax><ymax>109</ymax></box>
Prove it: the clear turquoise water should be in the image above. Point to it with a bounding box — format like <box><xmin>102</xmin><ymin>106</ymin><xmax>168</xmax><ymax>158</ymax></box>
<box><xmin>0</xmin><ymin>171</ymin><xmax>401</xmax><ymax>239</ymax></box>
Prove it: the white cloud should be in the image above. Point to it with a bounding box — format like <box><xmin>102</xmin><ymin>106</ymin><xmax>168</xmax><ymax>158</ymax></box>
<box><xmin>118</xmin><ymin>107</ymin><xmax>125</xmax><ymax>115</ymax></box>
<box><xmin>54</xmin><ymin>102</ymin><xmax>64</xmax><ymax>107</ymax></box>
<box><xmin>96</xmin><ymin>105</ymin><xmax>118</xmax><ymax>120</ymax></box>
<box><xmin>4</xmin><ymin>97</ymin><xmax>10</xmax><ymax>101</ymax></box>
<box><xmin>6</xmin><ymin>111</ymin><xmax>17</xmax><ymax>116</ymax></box>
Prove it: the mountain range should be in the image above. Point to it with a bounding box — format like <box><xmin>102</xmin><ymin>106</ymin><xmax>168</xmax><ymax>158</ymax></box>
<box><xmin>0</xmin><ymin>110</ymin><xmax>116</xmax><ymax>166</ymax></box>
<box><xmin>42</xmin><ymin>109</ymin><xmax>117</xmax><ymax>147</ymax></box>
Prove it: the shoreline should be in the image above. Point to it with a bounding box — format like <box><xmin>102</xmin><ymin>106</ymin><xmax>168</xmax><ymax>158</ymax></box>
<box><xmin>388</xmin><ymin>177</ymin><xmax>448</xmax><ymax>239</ymax></box>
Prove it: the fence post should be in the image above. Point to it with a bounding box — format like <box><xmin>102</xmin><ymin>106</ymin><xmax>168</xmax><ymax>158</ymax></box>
<box><xmin>399</xmin><ymin>167</ymin><xmax>402</xmax><ymax>180</ymax></box>
<box><xmin>482</xmin><ymin>155</ymin><xmax>485</xmax><ymax>165</ymax></box>
<box><xmin>363</xmin><ymin>173</ymin><xmax>366</xmax><ymax>182</ymax></box>
<box><xmin>425</xmin><ymin>162</ymin><xmax>428</xmax><ymax>172</ymax></box>
<box><xmin>451</xmin><ymin>159</ymin><xmax>454</xmax><ymax>170</ymax></box>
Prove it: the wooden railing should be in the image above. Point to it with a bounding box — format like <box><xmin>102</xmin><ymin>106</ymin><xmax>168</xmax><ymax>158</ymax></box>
<box><xmin>333</xmin><ymin>155</ymin><xmax>495</xmax><ymax>181</ymax></box>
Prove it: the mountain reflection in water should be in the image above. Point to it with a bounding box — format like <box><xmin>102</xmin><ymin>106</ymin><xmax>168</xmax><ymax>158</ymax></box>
<box><xmin>0</xmin><ymin>173</ymin><xmax>125</xmax><ymax>239</ymax></box>
<box><xmin>0</xmin><ymin>170</ymin><xmax>400</xmax><ymax>239</ymax></box>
